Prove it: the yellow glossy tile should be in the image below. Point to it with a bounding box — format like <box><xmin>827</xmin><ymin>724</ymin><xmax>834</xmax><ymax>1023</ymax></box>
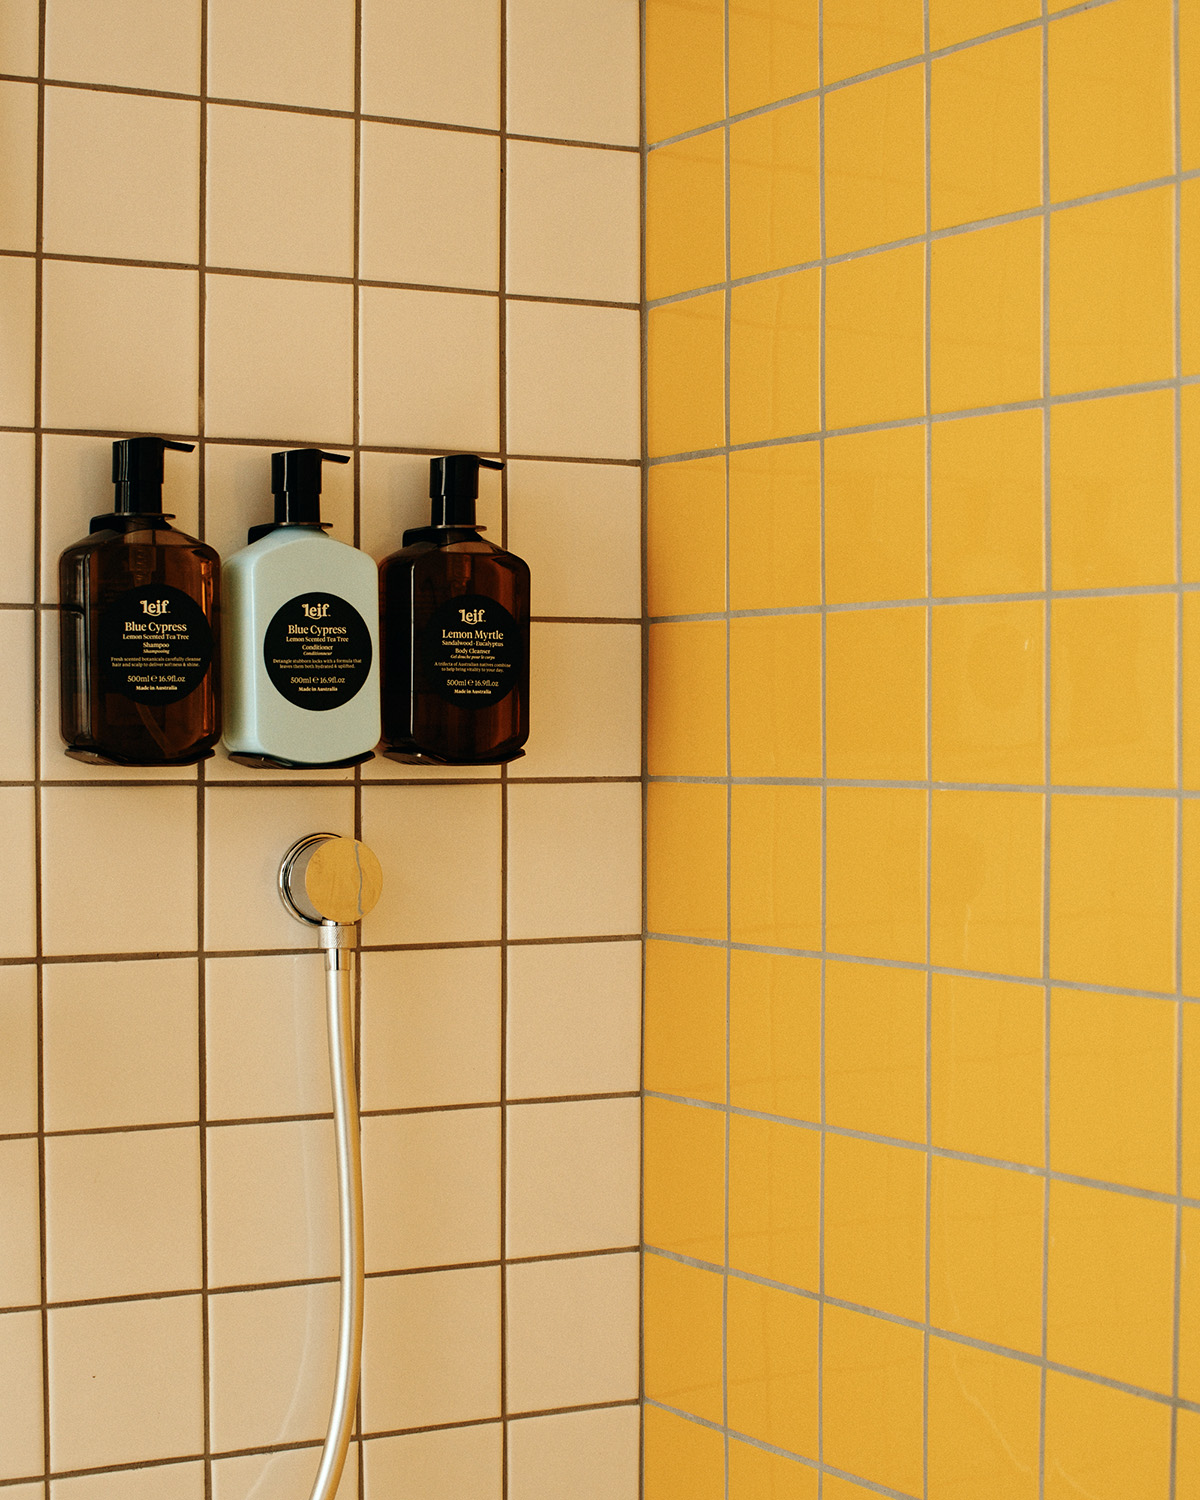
<box><xmin>643</xmin><ymin>1097</ymin><xmax>726</xmax><ymax>1263</ymax></box>
<box><xmin>931</xmin><ymin>409</ymin><xmax>1044</xmax><ymax>597</ymax></box>
<box><xmin>1181</xmin><ymin>1209</ymin><xmax>1200</xmax><ymax>1402</ymax></box>
<box><xmin>730</xmin><ymin>101</ymin><xmax>819</xmax><ymax>279</ymax></box>
<box><xmin>1050</xmin><ymin>988</ymin><xmax>1176</xmax><ymax>1194</ymax></box>
<box><xmin>1049</xmin><ymin>188</ymin><xmax>1174</xmax><ymax>396</ymax></box>
<box><xmin>729</xmin><ymin>0</ymin><xmax>819</xmax><ymax>115</ymax></box>
<box><xmin>647</xmin><ymin>455</ymin><xmax>727</xmax><ymax>618</ymax></box>
<box><xmin>1050</xmin><ymin>595</ymin><xmax>1175</xmax><ymax>789</ymax></box>
<box><xmin>825</xmin><ymin>959</ymin><xmax>925</xmax><ymax>1143</ymax></box>
<box><xmin>1182</xmin><ymin>179</ymin><xmax>1200</xmax><ymax>376</ymax></box>
<box><xmin>931</xmin><ymin>218</ymin><xmax>1042</xmax><ymax>413</ymax></box>
<box><xmin>927</xmin><ymin>1337</ymin><xmax>1041</xmax><ymax>1500</ymax></box>
<box><xmin>822</xmin><ymin>0</ymin><xmax>925</xmax><ymax>85</ymax></box>
<box><xmin>1046</xmin><ymin>1180</ymin><xmax>1175</xmax><ymax>1394</ymax></box>
<box><xmin>930</xmin><ymin>790</ymin><xmax>1044</xmax><ymax>978</ymax></box>
<box><xmin>643</xmin><ymin>1254</ymin><xmax>724</xmax><ymax>1423</ymax></box>
<box><xmin>929</xmin><ymin>0</ymin><xmax>1040</xmax><ymax>51</ymax></box>
<box><xmin>648</xmin><ymin>621</ymin><xmax>728</xmax><ymax>776</ymax></box>
<box><xmin>727</xmin><ymin>1278</ymin><xmax>819</xmax><ymax>1458</ymax></box>
<box><xmin>824</xmin><ymin>424</ymin><xmax>925</xmax><ymax>605</ymax></box>
<box><xmin>729</xmin><ymin>1437</ymin><xmax>818</xmax><ymax>1500</ymax></box>
<box><xmin>1048</xmin><ymin>0</ymin><xmax>1173</xmax><ymax>202</ymax></box>
<box><xmin>729</xmin><ymin>272</ymin><xmax>821</xmax><ymax>444</ymax></box>
<box><xmin>644</xmin><ymin>0</ymin><xmax>725</xmax><ymax>145</ymax></box>
<box><xmin>1177</xmin><ymin>1408</ymin><xmax>1200</xmax><ymax>1500</ymax></box>
<box><xmin>646</xmin><ymin>129</ymin><xmax>726</xmax><ymax>301</ymax></box>
<box><xmin>1186</xmin><ymin>1</ymin><xmax>1200</xmax><ymax>171</ymax></box>
<box><xmin>824</xmin><ymin>65</ymin><xmax>924</xmax><ymax>256</ymax></box>
<box><xmin>730</xmin><ymin>785</ymin><xmax>822</xmax><ymax>951</ymax></box>
<box><xmin>822</xmin><ymin>1480</ymin><xmax>876</xmax><ymax>1500</ymax></box>
<box><xmin>1187</xmin><ymin>385</ymin><xmax>1200</xmax><ymax>581</ymax></box>
<box><xmin>930</xmin><ymin>600</ymin><xmax>1044</xmax><ymax>786</ymax></box>
<box><xmin>1185</xmin><ymin>1006</ymin><xmax>1200</xmax><ymax>1199</ymax></box>
<box><xmin>825</xmin><ymin>606</ymin><xmax>926</xmax><ymax>780</ymax></box>
<box><xmin>1049</xmin><ymin>793</ymin><xmax>1175</xmax><ymax>993</ymax></box>
<box><xmin>729</xmin><ymin>443</ymin><xmax>822</xmax><ymax>611</ymax></box>
<box><xmin>822</xmin><ymin>1305</ymin><xmax>924</xmax><ymax>1497</ymax></box>
<box><xmin>932</xmin><ymin>974</ymin><xmax>1044</xmax><ymax>1166</ymax></box>
<box><xmin>826</xmin><ymin>786</ymin><xmax>927</xmax><ymax>962</ymax></box>
<box><xmin>1184</xmin><ymin>801</ymin><xmax>1200</xmax><ymax>997</ymax></box>
<box><xmin>1050</xmin><ymin>390</ymin><xmax>1176</xmax><ymax>590</ymax></box>
<box><xmin>1043</xmin><ymin>1371</ymin><xmax>1172</xmax><ymax>1500</ymax></box>
<box><xmin>824</xmin><ymin>1134</ymin><xmax>925</xmax><ymax>1321</ymax></box>
<box><xmin>729</xmin><ymin>1114</ymin><xmax>820</xmax><ymax>1289</ymax></box>
<box><xmin>729</xmin><ymin>950</ymin><xmax>822</xmax><ymax>1123</ymax></box>
<box><xmin>825</xmin><ymin>244</ymin><xmax>925</xmax><ymax>429</ymax></box>
<box><xmin>729</xmin><ymin>614</ymin><xmax>821</xmax><ymax>777</ymax></box>
<box><xmin>646</xmin><ymin>782</ymin><xmax>727</xmax><ymax>941</ymax></box>
<box><xmin>647</xmin><ymin>292</ymin><xmax>725</xmax><ymax>458</ymax></box>
<box><xmin>644</xmin><ymin>940</ymin><xmax>727</xmax><ymax>1105</ymax></box>
<box><xmin>644</xmin><ymin>1403</ymin><xmax>725</xmax><ymax>1500</ymax></box>
<box><xmin>930</xmin><ymin>1157</ymin><xmax>1044</xmax><ymax>1354</ymax></box>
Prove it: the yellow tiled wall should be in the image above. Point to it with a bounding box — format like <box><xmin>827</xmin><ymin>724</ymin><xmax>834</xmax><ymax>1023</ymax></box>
<box><xmin>644</xmin><ymin>0</ymin><xmax>1200</xmax><ymax>1495</ymax></box>
<box><xmin>0</xmin><ymin>2</ymin><xmax>643</xmax><ymax>1496</ymax></box>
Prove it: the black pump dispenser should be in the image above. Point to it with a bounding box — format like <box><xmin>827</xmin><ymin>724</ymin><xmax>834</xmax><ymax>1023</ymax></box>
<box><xmin>249</xmin><ymin>448</ymin><xmax>349</xmax><ymax>543</ymax></box>
<box><xmin>111</xmin><ymin>436</ymin><xmax>195</xmax><ymax>517</ymax></box>
<box><xmin>429</xmin><ymin>454</ymin><xmax>504</xmax><ymax>528</ymax></box>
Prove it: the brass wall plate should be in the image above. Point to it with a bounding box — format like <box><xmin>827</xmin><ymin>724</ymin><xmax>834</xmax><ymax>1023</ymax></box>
<box><xmin>304</xmin><ymin>838</ymin><xmax>384</xmax><ymax>925</ymax></box>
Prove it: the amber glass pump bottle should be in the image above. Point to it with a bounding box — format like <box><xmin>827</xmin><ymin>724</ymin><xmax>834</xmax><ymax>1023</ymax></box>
<box><xmin>59</xmin><ymin>436</ymin><xmax>220</xmax><ymax>766</ymax></box>
<box><xmin>379</xmin><ymin>454</ymin><xmax>529</xmax><ymax>764</ymax></box>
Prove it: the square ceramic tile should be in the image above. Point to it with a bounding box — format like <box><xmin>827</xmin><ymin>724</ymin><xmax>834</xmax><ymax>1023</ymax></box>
<box><xmin>361</xmin><ymin>784</ymin><xmax>502</xmax><ymax>944</ymax></box>
<box><xmin>364</xmin><ymin>1425</ymin><xmax>502</xmax><ymax>1500</ymax></box>
<box><xmin>0</xmin><ymin>789</ymin><xmax>36</xmax><ymax>959</ymax></box>
<box><xmin>361</xmin><ymin>1267</ymin><xmax>501</xmax><ymax>1431</ymax></box>
<box><xmin>206</xmin><ymin>1120</ymin><xmax>337</xmax><ymax>1287</ymax></box>
<box><xmin>207</xmin><ymin>0</ymin><xmax>354</xmax><ymax>110</ymax></box>
<box><xmin>513</xmin><ymin>622</ymin><xmax>640</xmax><ymax>777</ymax></box>
<box><xmin>48</xmin><ymin>1296</ymin><xmax>203</xmax><ymax>1470</ymax></box>
<box><xmin>506</xmin><ymin>140</ymin><xmax>639</xmax><ymax>303</ymax></box>
<box><xmin>505</xmin><ymin>459</ymin><xmax>641</xmax><ymax>619</ymax></box>
<box><xmin>506</xmin><ymin>1098</ymin><xmax>640</xmax><ymax>1257</ymax></box>
<box><xmin>0</xmin><ymin>611</ymin><xmax>34</xmax><ymax>779</ymax></box>
<box><xmin>41</xmin><ymin>785</ymin><xmax>197</xmax><ymax>955</ymax></box>
<box><xmin>45</xmin><ymin>0</ymin><xmax>201</xmax><ymax>92</ymax></box>
<box><xmin>204</xmin><ymin>273</ymin><xmax>352</xmax><ymax>443</ymax></box>
<box><xmin>0</xmin><ymin>0</ymin><xmax>39</xmax><ymax>76</ymax></box>
<box><xmin>505</xmin><ymin>1252</ymin><xmax>639</xmax><ymax>1411</ymax></box>
<box><xmin>0</xmin><ymin>1311</ymin><xmax>43</xmax><ymax>1480</ymax></box>
<box><xmin>506</xmin><ymin>940</ymin><xmax>641</xmax><ymax>1099</ymax></box>
<box><xmin>358</xmin><ymin>448</ymin><xmax>502</xmax><ymax>565</ymax></box>
<box><xmin>203</xmin><ymin>785</ymin><xmax>354</xmax><ymax>951</ymax></box>
<box><xmin>207</xmin><ymin>104</ymin><xmax>354</xmax><ymax>277</ymax></box>
<box><xmin>0</xmin><ymin>1139</ymin><xmax>39</xmax><ymax>1305</ymax></box>
<box><xmin>41</xmin><ymin>261</ymin><xmax>199</xmax><ymax>433</ymax></box>
<box><xmin>359</xmin><ymin>285</ymin><xmax>499</xmax><ymax>451</ymax></box>
<box><xmin>43</xmin><ymin>88</ymin><xmax>200</xmax><ymax>262</ymax></box>
<box><xmin>0</xmin><ymin>82</ymin><xmax>36</xmax><ymax>252</ymax></box>
<box><xmin>363</xmin><ymin>1108</ymin><xmax>500</xmax><ymax>1270</ymax></box>
<box><xmin>53</xmin><ymin>1464</ymin><xmax>206</xmax><ymax>1500</ymax></box>
<box><xmin>0</xmin><ymin>254</ymin><xmax>35</xmax><ymax>426</ymax></box>
<box><xmin>0</xmin><ymin>966</ymin><xmax>36</xmax><ymax>1135</ymax></box>
<box><xmin>208</xmin><ymin>1283</ymin><xmax>338</xmax><ymax>1451</ymax></box>
<box><xmin>43</xmin><ymin>958</ymin><xmax>198</xmax><ymax>1131</ymax></box>
<box><xmin>0</xmin><ymin>433</ymin><xmax>34</xmax><ymax>603</ymax></box>
<box><xmin>361</xmin><ymin>0</ymin><xmax>500</xmax><ymax>129</ymax></box>
<box><xmin>506</xmin><ymin>302</ymin><xmax>640</xmax><ymax>460</ymax></box>
<box><xmin>506</xmin><ymin>782</ymin><xmax>641</xmax><ymax>939</ymax></box>
<box><xmin>360</xmin><ymin>122</ymin><xmax>499</xmax><ymax>290</ymax></box>
<box><xmin>206</xmin><ymin>953</ymin><xmax>338</xmax><ymax>1120</ymax></box>
<box><xmin>507</xmin><ymin>1406</ymin><xmax>640</xmax><ymax>1500</ymax></box>
<box><xmin>360</xmin><ymin>947</ymin><xmax>501</xmax><ymax>1110</ymax></box>
<box><xmin>507</xmin><ymin>0</ymin><xmax>640</xmax><ymax>147</ymax></box>
<box><xmin>212</xmin><ymin>1449</ymin><xmax>357</xmax><ymax>1500</ymax></box>
<box><xmin>45</xmin><ymin>1128</ymin><xmax>201</xmax><ymax>1300</ymax></box>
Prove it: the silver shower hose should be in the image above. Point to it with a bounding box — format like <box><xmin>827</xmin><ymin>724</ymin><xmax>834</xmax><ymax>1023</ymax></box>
<box><xmin>309</xmin><ymin>921</ymin><xmax>364</xmax><ymax>1500</ymax></box>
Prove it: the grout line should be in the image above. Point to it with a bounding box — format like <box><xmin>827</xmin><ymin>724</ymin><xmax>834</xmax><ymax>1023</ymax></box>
<box><xmin>816</xmin><ymin>1</ymin><xmax>827</xmax><ymax>1488</ymax></box>
<box><xmin>499</xmin><ymin>9</ymin><xmax>511</xmax><ymax>1497</ymax></box>
<box><xmin>721</xmin><ymin>8</ymin><xmax>731</xmax><ymax>1494</ymax></box>
<box><xmin>921</xmin><ymin>5</ymin><xmax>932</xmax><ymax>1492</ymax></box>
<box><xmin>638</xmin><ymin>0</ymin><xmax>650</xmax><ymax>1495</ymax></box>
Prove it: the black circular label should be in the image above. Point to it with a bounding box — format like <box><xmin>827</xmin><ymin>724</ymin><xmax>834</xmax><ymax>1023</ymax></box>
<box><xmin>98</xmin><ymin>583</ymin><xmax>214</xmax><ymax>703</ymax></box>
<box><xmin>419</xmin><ymin>593</ymin><xmax>520</xmax><ymax>708</ymax></box>
<box><xmin>263</xmin><ymin>592</ymin><xmax>373</xmax><ymax>711</ymax></box>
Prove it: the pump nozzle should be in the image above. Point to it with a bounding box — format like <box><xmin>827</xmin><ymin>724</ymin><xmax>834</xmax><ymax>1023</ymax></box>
<box><xmin>111</xmin><ymin>436</ymin><xmax>195</xmax><ymax>515</ymax></box>
<box><xmin>429</xmin><ymin>453</ymin><xmax>504</xmax><ymax>528</ymax></box>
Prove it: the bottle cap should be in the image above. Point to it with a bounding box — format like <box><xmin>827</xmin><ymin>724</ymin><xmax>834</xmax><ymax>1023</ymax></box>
<box><xmin>270</xmin><ymin>448</ymin><xmax>350</xmax><ymax>527</ymax></box>
<box><xmin>429</xmin><ymin>453</ymin><xmax>504</xmax><ymax>527</ymax></box>
<box><xmin>111</xmin><ymin>436</ymin><xmax>195</xmax><ymax>515</ymax></box>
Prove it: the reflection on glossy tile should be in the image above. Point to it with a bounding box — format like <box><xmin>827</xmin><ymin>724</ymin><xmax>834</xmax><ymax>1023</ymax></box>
<box><xmin>1043</xmin><ymin>1371</ymin><xmax>1172</xmax><ymax>1500</ymax></box>
<box><xmin>644</xmin><ymin>0</ymin><xmax>725</xmax><ymax>143</ymax></box>
<box><xmin>825</xmin><ymin>244</ymin><xmax>925</xmax><ymax>428</ymax></box>
<box><xmin>824</xmin><ymin>1134</ymin><xmax>925</xmax><ymax>1320</ymax></box>
<box><xmin>207</xmin><ymin>0</ymin><xmax>354</xmax><ymax>110</ymax></box>
<box><xmin>821</xmin><ymin>1304</ymin><xmax>924</xmax><ymax>1498</ymax></box>
<box><xmin>646</xmin><ymin>782</ymin><xmax>727</xmax><ymax>941</ymax></box>
<box><xmin>211</xmin><ymin>1448</ymin><xmax>357</xmax><ymax>1500</ymax></box>
<box><xmin>729</xmin><ymin>0</ymin><xmax>819</xmax><ymax>114</ymax></box>
<box><xmin>730</xmin><ymin>100</ymin><xmax>820</xmax><ymax>279</ymax></box>
<box><xmin>643</xmin><ymin>1402</ymin><xmax>725</xmax><ymax>1500</ymax></box>
<box><xmin>825</xmin><ymin>423</ymin><xmax>925</xmax><ymax>605</ymax></box>
<box><xmin>729</xmin><ymin>1114</ymin><xmax>820</xmax><ymax>1290</ymax></box>
<box><xmin>729</xmin><ymin>1439</ymin><xmax>819</xmax><ymax>1499</ymax></box>
<box><xmin>730</xmin><ymin>613</ymin><xmax>821</xmax><ymax>776</ymax></box>
<box><xmin>646</xmin><ymin>128</ymin><xmax>726</xmax><ymax>300</ymax></box>
<box><xmin>643</xmin><ymin>1254</ymin><xmax>724</xmax><ymax>1423</ymax></box>
<box><xmin>825</xmin><ymin>65</ymin><xmax>924</xmax><ymax>256</ymax></box>
<box><xmin>207</xmin><ymin>953</ymin><xmax>331</xmax><ymax>1119</ymax></box>
<box><xmin>648</xmin><ymin>454</ymin><xmax>727</xmax><ymax>616</ymax></box>
<box><xmin>648</xmin><ymin>620</ymin><xmax>727</xmax><ymax>776</ymax></box>
<box><xmin>731</xmin><ymin>785</ymin><xmax>822</xmax><ymax>951</ymax></box>
<box><xmin>825</xmin><ymin>959</ymin><xmax>925</xmax><ymax>1142</ymax></box>
<box><xmin>643</xmin><ymin>1097</ymin><xmax>726</xmax><ymax>1262</ymax></box>
<box><xmin>729</xmin><ymin>442</ymin><xmax>822</xmax><ymax>610</ymax></box>
<box><xmin>826</xmin><ymin>786</ymin><xmax>926</xmax><ymax>962</ymax></box>
<box><xmin>647</xmin><ymin>293</ymin><xmax>726</xmax><ymax>457</ymax></box>
<box><xmin>927</xmin><ymin>1338</ymin><xmax>1040</xmax><ymax>1500</ymax></box>
<box><xmin>826</xmin><ymin>606</ymin><xmax>925</xmax><ymax>780</ymax></box>
<box><xmin>365</xmin><ymin>1425</ymin><xmax>501</xmax><ymax>1500</ymax></box>
<box><xmin>729</xmin><ymin>949</ymin><xmax>822</xmax><ymax>1123</ymax></box>
<box><xmin>507</xmin><ymin>1407</ymin><xmax>640</xmax><ymax>1500</ymax></box>
<box><xmin>727</xmin><ymin>1277</ymin><xmax>819</xmax><ymax>1457</ymax></box>
<box><xmin>730</xmin><ymin>271</ymin><xmax>821</xmax><ymax>444</ymax></box>
<box><xmin>644</xmin><ymin>938</ymin><xmax>726</xmax><ymax>1105</ymax></box>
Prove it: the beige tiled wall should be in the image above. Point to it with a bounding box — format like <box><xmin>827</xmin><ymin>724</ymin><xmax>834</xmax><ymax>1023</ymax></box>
<box><xmin>0</xmin><ymin>2</ymin><xmax>642</xmax><ymax>1496</ymax></box>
